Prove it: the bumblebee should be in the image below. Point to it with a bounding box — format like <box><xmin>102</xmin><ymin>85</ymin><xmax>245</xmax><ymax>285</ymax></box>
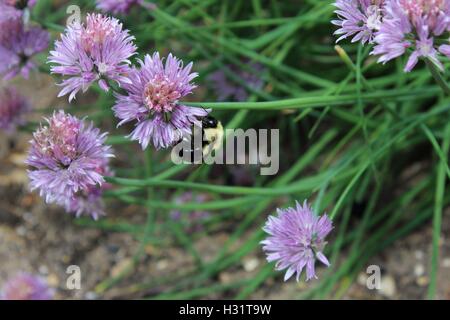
<box><xmin>177</xmin><ymin>115</ymin><xmax>224</xmax><ymax>162</ymax></box>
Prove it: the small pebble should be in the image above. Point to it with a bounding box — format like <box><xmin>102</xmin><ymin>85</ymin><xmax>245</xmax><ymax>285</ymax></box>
<box><xmin>156</xmin><ymin>260</ymin><xmax>168</xmax><ymax>271</ymax></box>
<box><xmin>414</xmin><ymin>264</ymin><xmax>425</xmax><ymax>277</ymax></box>
<box><xmin>243</xmin><ymin>258</ymin><xmax>259</xmax><ymax>272</ymax></box>
<box><xmin>380</xmin><ymin>275</ymin><xmax>396</xmax><ymax>298</ymax></box>
<box><xmin>442</xmin><ymin>258</ymin><xmax>450</xmax><ymax>268</ymax></box>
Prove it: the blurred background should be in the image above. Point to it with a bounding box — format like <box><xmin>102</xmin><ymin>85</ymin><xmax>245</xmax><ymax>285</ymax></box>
<box><xmin>1</xmin><ymin>0</ymin><xmax>450</xmax><ymax>299</ymax></box>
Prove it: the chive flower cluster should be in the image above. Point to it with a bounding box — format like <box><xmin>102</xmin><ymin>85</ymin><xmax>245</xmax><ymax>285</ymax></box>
<box><xmin>261</xmin><ymin>201</ymin><xmax>333</xmax><ymax>281</ymax></box>
<box><xmin>333</xmin><ymin>0</ymin><xmax>450</xmax><ymax>71</ymax></box>
<box><xmin>48</xmin><ymin>14</ymin><xmax>208</xmax><ymax>150</ymax></box>
<box><xmin>112</xmin><ymin>52</ymin><xmax>208</xmax><ymax>149</ymax></box>
<box><xmin>24</xmin><ymin>12</ymin><xmax>209</xmax><ymax>219</ymax></box>
<box><xmin>26</xmin><ymin>111</ymin><xmax>113</xmax><ymax>219</ymax></box>
<box><xmin>48</xmin><ymin>13</ymin><xmax>137</xmax><ymax>101</ymax></box>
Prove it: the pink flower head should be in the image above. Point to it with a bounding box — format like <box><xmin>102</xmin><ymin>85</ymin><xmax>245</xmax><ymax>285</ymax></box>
<box><xmin>261</xmin><ymin>201</ymin><xmax>333</xmax><ymax>282</ymax></box>
<box><xmin>112</xmin><ymin>52</ymin><xmax>209</xmax><ymax>150</ymax></box>
<box><xmin>48</xmin><ymin>13</ymin><xmax>137</xmax><ymax>101</ymax></box>
<box><xmin>26</xmin><ymin>111</ymin><xmax>114</xmax><ymax>219</ymax></box>
<box><xmin>372</xmin><ymin>0</ymin><xmax>450</xmax><ymax>72</ymax></box>
<box><xmin>399</xmin><ymin>0</ymin><xmax>449</xmax><ymax>33</ymax></box>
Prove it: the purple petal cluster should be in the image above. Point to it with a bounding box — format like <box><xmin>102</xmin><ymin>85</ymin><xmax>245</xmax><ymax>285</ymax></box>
<box><xmin>0</xmin><ymin>86</ymin><xmax>30</xmax><ymax>133</ymax></box>
<box><xmin>48</xmin><ymin>14</ymin><xmax>137</xmax><ymax>101</ymax></box>
<box><xmin>332</xmin><ymin>0</ymin><xmax>385</xmax><ymax>45</ymax></box>
<box><xmin>1</xmin><ymin>273</ymin><xmax>53</xmax><ymax>300</ymax></box>
<box><xmin>373</xmin><ymin>0</ymin><xmax>449</xmax><ymax>72</ymax></box>
<box><xmin>96</xmin><ymin>0</ymin><xmax>143</xmax><ymax>15</ymax></box>
<box><xmin>261</xmin><ymin>201</ymin><xmax>333</xmax><ymax>281</ymax></box>
<box><xmin>112</xmin><ymin>52</ymin><xmax>209</xmax><ymax>150</ymax></box>
<box><xmin>0</xmin><ymin>6</ymin><xmax>49</xmax><ymax>79</ymax></box>
<box><xmin>62</xmin><ymin>172</ymin><xmax>112</xmax><ymax>220</ymax></box>
<box><xmin>26</xmin><ymin>111</ymin><xmax>114</xmax><ymax>219</ymax></box>
<box><xmin>208</xmin><ymin>61</ymin><xmax>265</xmax><ymax>102</ymax></box>
<box><xmin>333</xmin><ymin>0</ymin><xmax>450</xmax><ymax>72</ymax></box>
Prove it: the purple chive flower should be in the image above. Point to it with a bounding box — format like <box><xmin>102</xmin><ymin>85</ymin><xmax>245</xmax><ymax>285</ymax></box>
<box><xmin>113</xmin><ymin>52</ymin><xmax>209</xmax><ymax>150</ymax></box>
<box><xmin>170</xmin><ymin>192</ymin><xmax>210</xmax><ymax>233</ymax></box>
<box><xmin>372</xmin><ymin>0</ymin><xmax>450</xmax><ymax>72</ymax></box>
<box><xmin>0</xmin><ymin>21</ymin><xmax>49</xmax><ymax>79</ymax></box>
<box><xmin>96</xmin><ymin>0</ymin><xmax>143</xmax><ymax>15</ymax></box>
<box><xmin>48</xmin><ymin>13</ymin><xmax>137</xmax><ymax>101</ymax></box>
<box><xmin>261</xmin><ymin>201</ymin><xmax>333</xmax><ymax>282</ymax></box>
<box><xmin>1</xmin><ymin>273</ymin><xmax>53</xmax><ymax>300</ymax></box>
<box><xmin>208</xmin><ymin>61</ymin><xmax>265</xmax><ymax>102</ymax></box>
<box><xmin>332</xmin><ymin>0</ymin><xmax>385</xmax><ymax>45</ymax></box>
<box><xmin>0</xmin><ymin>86</ymin><xmax>30</xmax><ymax>133</ymax></box>
<box><xmin>26</xmin><ymin>111</ymin><xmax>114</xmax><ymax>219</ymax></box>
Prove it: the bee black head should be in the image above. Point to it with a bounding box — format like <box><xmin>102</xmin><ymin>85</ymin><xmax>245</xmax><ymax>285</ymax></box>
<box><xmin>202</xmin><ymin>116</ymin><xmax>218</xmax><ymax>129</ymax></box>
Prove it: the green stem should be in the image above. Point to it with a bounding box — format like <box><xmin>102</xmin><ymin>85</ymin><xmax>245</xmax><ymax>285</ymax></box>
<box><xmin>144</xmin><ymin>148</ymin><xmax>155</xmax><ymax>234</ymax></box>
<box><xmin>426</xmin><ymin>59</ymin><xmax>450</xmax><ymax>96</ymax></box>
<box><xmin>105</xmin><ymin>169</ymin><xmax>356</xmax><ymax>196</ymax></box>
<box><xmin>427</xmin><ymin>124</ymin><xmax>450</xmax><ymax>299</ymax></box>
<box><xmin>182</xmin><ymin>86</ymin><xmax>440</xmax><ymax>110</ymax></box>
